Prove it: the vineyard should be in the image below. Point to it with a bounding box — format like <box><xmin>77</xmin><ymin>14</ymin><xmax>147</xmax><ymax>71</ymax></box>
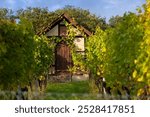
<box><xmin>0</xmin><ymin>1</ymin><xmax>150</xmax><ymax>100</ymax></box>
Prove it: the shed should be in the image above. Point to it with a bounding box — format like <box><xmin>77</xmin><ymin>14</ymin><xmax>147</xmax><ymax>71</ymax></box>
<box><xmin>38</xmin><ymin>13</ymin><xmax>92</xmax><ymax>75</ymax></box>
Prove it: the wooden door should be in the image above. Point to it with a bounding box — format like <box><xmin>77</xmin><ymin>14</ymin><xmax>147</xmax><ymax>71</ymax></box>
<box><xmin>55</xmin><ymin>41</ymin><xmax>72</xmax><ymax>71</ymax></box>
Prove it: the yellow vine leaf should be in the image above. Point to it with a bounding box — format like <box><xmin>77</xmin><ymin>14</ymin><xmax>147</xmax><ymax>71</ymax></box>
<box><xmin>137</xmin><ymin>76</ymin><xmax>144</xmax><ymax>82</ymax></box>
<box><xmin>132</xmin><ymin>70</ymin><xmax>137</xmax><ymax>78</ymax></box>
<box><xmin>137</xmin><ymin>88</ymin><xmax>144</xmax><ymax>96</ymax></box>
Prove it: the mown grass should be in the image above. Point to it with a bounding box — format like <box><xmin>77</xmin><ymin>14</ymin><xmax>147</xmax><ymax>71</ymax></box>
<box><xmin>46</xmin><ymin>81</ymin><xmax>89</xmax><ymax>93</ymax></box>
<box><xmin>44</xmin><ymin>81</ymin><xmax>100</xmax><ymax>100</ymax></box>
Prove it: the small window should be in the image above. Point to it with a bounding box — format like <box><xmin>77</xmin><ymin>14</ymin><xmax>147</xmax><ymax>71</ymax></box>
<box><xmin>59</xmin><ymin>25</ymin><xmax>67</xmax><ymax>36</ymax></box>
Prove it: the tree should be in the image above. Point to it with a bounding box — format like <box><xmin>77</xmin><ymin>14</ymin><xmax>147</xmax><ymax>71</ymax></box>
<box><xmin>16</xmin><ymin>6</ymin><xmax>107</xmax><ymax>33</ymax></box>
<box><xmin>0</xmin><ymin>8</ymin><xmax>13</xmax><ymax>19</ymax></box>
<box><xmin>0</xmin><ymin>18</ymin><xmax>35</xmax><ymax>90</ymax></box>
<box><xmin>55</xmin><ymin>5</ymin><xmax>107</xmax><ymax>32</ymax></box>
<box><xmin>108</xmin><ymin>15</ymin><xmax>123</xmax><ymax>27</ymax></box>
<box><xmin>16</xmin><ymin>7</ymin><xmax>57</xmax><ymax>33</ymax></box>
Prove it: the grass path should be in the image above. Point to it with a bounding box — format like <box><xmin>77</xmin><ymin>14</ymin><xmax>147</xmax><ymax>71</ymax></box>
<box><xmin>44</xmin><ymin>81</ymin><xmax>95</xmax><ymax>100</ymax></box>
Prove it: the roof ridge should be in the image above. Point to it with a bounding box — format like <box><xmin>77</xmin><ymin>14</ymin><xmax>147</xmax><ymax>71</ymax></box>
<box><xmin>37</xmin><ymin>13</ymin><xmax>91</xmax><ymax>36</ymax></box>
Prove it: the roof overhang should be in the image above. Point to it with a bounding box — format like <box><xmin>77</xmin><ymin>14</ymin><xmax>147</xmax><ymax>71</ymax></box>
<box><xmin>37</xmin><ymin>13</ymin><xmax>92</xmax><ymax>36</ymax></box>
